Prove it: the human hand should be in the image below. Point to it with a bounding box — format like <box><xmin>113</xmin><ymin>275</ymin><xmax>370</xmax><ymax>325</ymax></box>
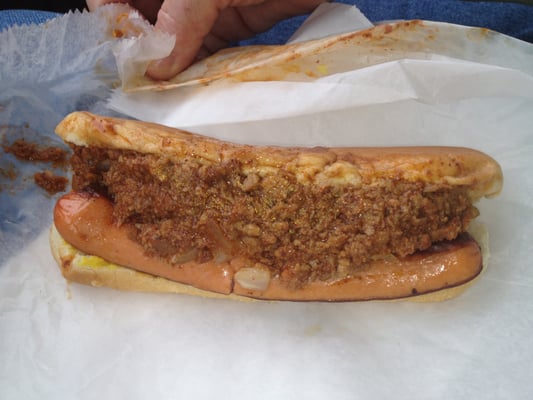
<box><xmin>87</xmin><ymin>0</ymin><xmax>327</xmax><ymax>80</ymax></box>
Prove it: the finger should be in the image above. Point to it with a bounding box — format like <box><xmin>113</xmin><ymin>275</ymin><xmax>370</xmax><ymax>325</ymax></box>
<box><xmin>147</xmin><ymin>0</ymin><xmax>326</xmax><ymax>80</ymax></box>
<box><xmin>146</xmin><ymin>0</ymin><xmax>223</xmax><ymax>80</ymax></box>
<box><xmin>146</xmin><ymin>0</ymin><xmax>266</xmax><ymax>80</ymax></box>
<box><xmin>197</xmin><ymin>1</ymin><xmax>327</xmax><ymax>61</ymax></box>
<box><xmin>233</xmin><ymin>0</ymin><xmax>327</xmax><ymax>34</ymax></box>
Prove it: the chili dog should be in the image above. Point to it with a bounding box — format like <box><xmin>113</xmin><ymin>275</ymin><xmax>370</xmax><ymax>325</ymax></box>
<box><xmin>50</xmin><ymin>112</ymin><xmax>503</xmax><ymax>301</ymax></box>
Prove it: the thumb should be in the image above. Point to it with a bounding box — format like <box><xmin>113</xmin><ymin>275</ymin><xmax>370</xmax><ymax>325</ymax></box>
<box><xmin>146</xmin><ymin>0</ymin><xmax>222</xmax><ymax>80</ymax></box>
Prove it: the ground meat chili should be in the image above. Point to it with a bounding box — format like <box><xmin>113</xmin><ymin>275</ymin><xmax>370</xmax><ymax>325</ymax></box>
<box><xmin>34</xmin><ymin>171</ymin><xmax>69</xmax><ymax>195</ymax></box>
<box><xmin>69</xmin><ymin>145</ymin><xmax>478</xmax><ymax>287</ymax></box>
<box><xmin>3</xmin><ymin>138</ymin><xmax>67</xmax><ymax>166</ymax></box>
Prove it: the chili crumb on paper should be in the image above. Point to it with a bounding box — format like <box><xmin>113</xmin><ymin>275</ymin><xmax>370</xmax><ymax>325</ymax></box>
<box><xmin>3</xmin><ymin>138</ymin><xmax>68</xmax><ymax>166</ymax></box>
<box><xmin>1</xmin><ymin>129</ymin><xmax>70</xmax><ymax>195</ymax></box>
<box><xmin>33</xmin><ymin>170</ymin><xmax>69</xmax><ymax>195</ymax></box>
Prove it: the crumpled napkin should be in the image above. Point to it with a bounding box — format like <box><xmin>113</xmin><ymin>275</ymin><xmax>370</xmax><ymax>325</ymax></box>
<box><xmin>0</xmin><ymin>4</ymin><xmax>141</xmax><ymax>261</ymax></box>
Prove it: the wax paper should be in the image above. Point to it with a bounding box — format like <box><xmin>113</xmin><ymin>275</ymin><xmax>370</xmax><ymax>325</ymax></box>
<box><xmin>1</xmin><ymin>3</ymin><xmax>533</xmax><ymax>400</ymax></box>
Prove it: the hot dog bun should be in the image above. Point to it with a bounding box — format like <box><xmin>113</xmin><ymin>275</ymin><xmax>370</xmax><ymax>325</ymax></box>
<box><xmin>50</xmin><ymin>112</ymin><xmax>502</xmax><ymax>302</ymax></box>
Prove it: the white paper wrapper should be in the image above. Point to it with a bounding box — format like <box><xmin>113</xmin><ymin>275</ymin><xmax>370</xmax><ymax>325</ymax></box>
<box><xmin>1</xmin><ymin>4</ymin><xmax>533</xmax><ymax>400</ymax></box>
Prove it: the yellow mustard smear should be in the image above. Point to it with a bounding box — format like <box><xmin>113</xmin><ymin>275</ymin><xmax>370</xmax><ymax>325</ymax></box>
<box><xmin>316</xmin><ymin>64</ymin><xmax>329</xmax><ymax>75</ymax></box>
<box><xmin>77</xmin><ymin>254</ymin><xmax>119</xmax><ymax>270</ymax></box>
<box><xmin>306</xmin><ymin>64</ymin><xmax>329</xmax><ymax>78</ymax></box>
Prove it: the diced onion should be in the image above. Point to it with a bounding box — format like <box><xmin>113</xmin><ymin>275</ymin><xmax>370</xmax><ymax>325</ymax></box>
<box><xmin>235</xmin><ymin>266</ymin><xmax>271</xmax><ymax>291</ymax></box>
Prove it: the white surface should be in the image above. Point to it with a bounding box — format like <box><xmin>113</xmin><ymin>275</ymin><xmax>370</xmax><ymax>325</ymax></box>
<box><xmin>1</xmin><ymin>4</ymin><xmax>533</xmax><ymax>400</ymax></box>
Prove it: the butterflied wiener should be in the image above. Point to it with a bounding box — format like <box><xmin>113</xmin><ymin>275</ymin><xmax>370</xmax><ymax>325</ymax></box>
<box><xmin>50</xmin><ymin>112</ymin><xmax>503</xmax><ymax>302</ymax></box>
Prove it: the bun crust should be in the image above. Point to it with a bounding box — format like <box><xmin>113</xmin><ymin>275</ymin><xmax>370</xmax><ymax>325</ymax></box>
<box><xmin>56</xmin><ymin>112</ymin><xmax>502</xmax><ymax>202</ymax></box>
